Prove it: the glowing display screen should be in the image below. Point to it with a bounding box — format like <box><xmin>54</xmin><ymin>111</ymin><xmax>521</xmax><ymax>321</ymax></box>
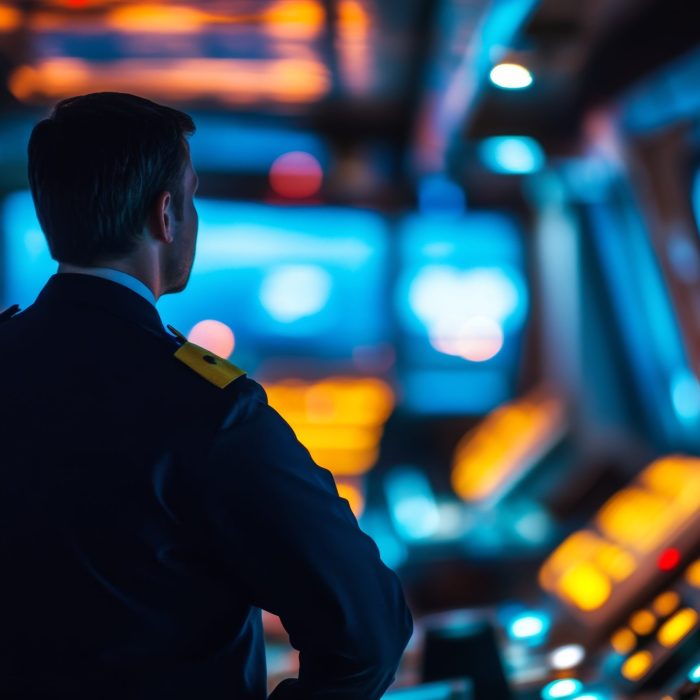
<box><xmin>1</xmin><ymin>193</ymin><xmax>388</xmax><ymax>366</ymax></box>
<box><xmin>396</xmin><ymin>211</ymin><xmax>529</xmax><ymax>414</ymax></box>
<box><xmin>540</xmin><ymin>455</ymin><xmax>700</xmax><ymax>623</ymax></box>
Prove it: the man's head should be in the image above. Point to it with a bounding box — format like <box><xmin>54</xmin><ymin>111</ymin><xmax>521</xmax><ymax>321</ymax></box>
<box><xmin>28</xmin><ymin>92</ymin><xmax>198</xmax><ymax>294</ymax></box>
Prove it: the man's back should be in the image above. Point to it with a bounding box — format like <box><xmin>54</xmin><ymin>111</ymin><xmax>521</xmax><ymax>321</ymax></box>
<box><xmin>0</xmin><ymin>273</ymin><xmax>269</xmax><ymax>697</ymax></box>
<box><xmin>0</xmin><ymin>273</ymin><xmax>412</xmax><ymax>698</ymax></box>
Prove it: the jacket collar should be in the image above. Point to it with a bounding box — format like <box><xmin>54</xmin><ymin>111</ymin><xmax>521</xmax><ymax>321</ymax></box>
<box><xmin>34</xmin><ymin>273</ymin><xmax>169</xmax><ymax>339</ymax></box>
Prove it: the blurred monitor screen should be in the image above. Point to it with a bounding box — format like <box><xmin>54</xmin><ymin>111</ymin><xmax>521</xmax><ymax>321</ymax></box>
<box><xmin>396</xmin><ymin>212</ymin><xmax>529</xmax><ymax>414</ymax></box>
<box><xmin>1</xmin><ymin>193</ymin><xmax>389</xmax><ymax>368</ymax></box>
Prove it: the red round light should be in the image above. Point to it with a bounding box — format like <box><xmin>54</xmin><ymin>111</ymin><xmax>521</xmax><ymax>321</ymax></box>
<box><xmin>269</xmin><ymin>151</ymin><xmax>323</xmax><ymax>199</ymax></box>
<box><xmin>658</xmin><ymin>548</ymin><xmax>682</xmax><ymax>571</ymax></box>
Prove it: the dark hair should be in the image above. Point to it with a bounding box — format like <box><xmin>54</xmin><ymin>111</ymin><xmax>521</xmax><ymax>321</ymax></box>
<box><xmin>27</xmin><ymin>92</ymin><xmax>195</xmax><ymax>265</ymax></box>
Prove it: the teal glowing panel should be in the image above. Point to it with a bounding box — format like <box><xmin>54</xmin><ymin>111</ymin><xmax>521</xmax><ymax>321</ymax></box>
<box><xmin>1</xmin><ymin>193</ymin><xmax>388</xmax><ymax>365</ymax></box>
<box><xmin>396</xmin><ymin>212</ymin><xmax>528</xmax><ymax>414</ymax></box>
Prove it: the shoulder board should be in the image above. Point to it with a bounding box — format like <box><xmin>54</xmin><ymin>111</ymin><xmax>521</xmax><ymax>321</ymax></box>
<box><xmin>167</xmin><ymin>325</ymin><xmax>245</xmax><ymax>389</ymax></box>
<box><xmin>0</xmin><ymin>304</ymin><xmax>20</xmax><ymax>324</ymax></box>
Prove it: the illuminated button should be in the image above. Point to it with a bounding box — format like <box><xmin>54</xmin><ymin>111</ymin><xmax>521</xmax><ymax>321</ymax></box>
<box><xmin>558</xmin><ymin>562</ymin><xmax>612</xmax><ymax>611</ymax></box>
<box><xmin>657</xmin><ymin>608</ymin><xmax>698</xmax><ymax>648</ymax></box>
<box><xmin>610</xmin><ymin>628</ymin><xmax>637</xmax><ymax>654</ymax></box>
<box><xmin>509</xmin><ymin>612</ymin><xmax>550</xmax><ymax>641</ymax></box>
<box><xmin>685</xmin><ymin>560</ymin><xmax>700</xmax><ymax>587</ymax></box>
<box><xmin>688</xmin><ymin>662</ymin><xmax>700</xmax><ymax>682</ymax></box>
<box><xmin>489</xmin><ymin>63</ymin><xmax>533</xmax><ymax>90</ymax></box>
<box><xmin>652</xmin><ymin>591</ymin><xmax>681</xmax><ymax>617</ymax></box>
<box><xmin>658</xmin><ymin>547</ymin><xmax>682</xmax><ymax>571</ymax></box>
<box><xmin>540</xmin><ymin>678</ymin><xmax>583</xmax><ymax>699</ymax></box>
<box><xmin>548</xmin><ymin>644</ymin><xmax>585</xmax><ymax>670</ymax></box>
<box><xmin>621</xmin><ymin>650</ymin><xmax>653</xmax><ymax>681</ymax></box>
<box><xmin>629</xmin><ymin>610</ymin><xmax>656</xmax><ymax>635</ymax></box>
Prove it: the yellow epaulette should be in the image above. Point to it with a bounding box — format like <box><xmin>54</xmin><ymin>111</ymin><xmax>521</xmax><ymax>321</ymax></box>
<box><xmin>167</xmin><ymin>325</ymin><xmax>245</xmax><ymax>389</ymax></box>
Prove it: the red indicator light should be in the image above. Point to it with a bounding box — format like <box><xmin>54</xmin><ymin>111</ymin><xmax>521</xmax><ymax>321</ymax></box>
<box><xmin>658</xmin><ymin>548</ymin><xmax>682</xmax><ymax>571</ymax></box>
<box><xmin>269</xmin><ymin>151</ymin><xmax>323</xmax><ymax>199</ymax></box>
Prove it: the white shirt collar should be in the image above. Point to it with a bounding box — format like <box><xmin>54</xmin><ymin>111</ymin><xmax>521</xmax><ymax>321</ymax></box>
<box><xmin>58</xmin><ymin>264</ymin><xmax>157</xmax><ymax>307</ymax></box>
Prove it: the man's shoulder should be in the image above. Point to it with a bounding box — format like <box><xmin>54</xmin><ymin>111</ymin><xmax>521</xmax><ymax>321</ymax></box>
<box><xmin>0</xmin><ymin>297</ymin><xmax>262</xmax><ymax>418</ymax></box>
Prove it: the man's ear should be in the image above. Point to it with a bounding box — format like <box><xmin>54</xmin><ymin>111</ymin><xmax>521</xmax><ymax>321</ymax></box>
<box><xmin>147</xmin><ymin>191</ymin><xmax>174</xmax><ymax>244</ymax></box>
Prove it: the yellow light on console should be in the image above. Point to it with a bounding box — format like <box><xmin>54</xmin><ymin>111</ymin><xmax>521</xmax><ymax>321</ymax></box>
<box><xmin>621</xmin><ymin>651</ymin><xmax>653</xmax><ymax>681</ymax></box>
<box><xmin>685</xmin><ymin>560</ymin><xmax>700</xmax><ymax>588</ymax></box>
<box><xmin>610</xmin><ymin>628</ymin><xmax>637</xmax><ymax>655</ymax></box>
<box><xmin>558</xmin><ymin>562</ymin><xmax>612</xmax><ymax>611</ymax></box>
<box><xmin>629</xmin><ymin>610</ymin><xmax>656</xmax><ymax>636</ymax></box>
<box><xmin>657</xmin><ymin>608</ymin><xmax>698</xmax><ymax>648</ymax></box>
<box><xmin>595</xmin><ymin>488</ymin><xmax>671</xmax><ymax>554</ymax></box>
<box><xmin>652</xmin><ymin>591</ymin><xmax>681</xmax><ymax>617</ymax></box>
<box><xmin>541</xmin><ymin>455</ymin><xmax>700</xmax><ymax>620</ymax></box>
<box><xmin>594</xmin><ymin>542</ymin><xmax>636</xmax><ymax>582</ymax></box>
<box><xmin>451</xmin><ymin>386</ymin><xmax>565</xmax><ymax>502</ymax></box>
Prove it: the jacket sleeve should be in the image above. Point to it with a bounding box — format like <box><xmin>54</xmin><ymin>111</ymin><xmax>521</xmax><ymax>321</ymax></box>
<box><xmin>191</xmin><ymin>385</ymin><xmax>413</xmax><ymax>699</ymax></box>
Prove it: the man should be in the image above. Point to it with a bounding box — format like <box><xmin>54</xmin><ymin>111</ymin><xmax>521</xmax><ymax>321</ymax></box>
<box><xmin>0</xmin><ymin>92</ymin><xmax>412</xmax><ymax>699</ymax></box>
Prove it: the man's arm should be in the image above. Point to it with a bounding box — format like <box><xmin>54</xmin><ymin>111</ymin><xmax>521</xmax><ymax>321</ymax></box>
<box><xmin>190</xmin><ymin>385</ymin><xmax>413</xmax><ymax>698</ymax></box>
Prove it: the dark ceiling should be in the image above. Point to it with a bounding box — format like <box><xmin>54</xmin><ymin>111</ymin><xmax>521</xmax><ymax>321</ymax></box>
<box><xmin>0</xmin><ymin>0</ymin><xmax>699</xmax><ymax>202</ymax></box>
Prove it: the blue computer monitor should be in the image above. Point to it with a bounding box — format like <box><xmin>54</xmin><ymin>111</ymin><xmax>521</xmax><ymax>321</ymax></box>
<box><xmin>395</xmin><ymin>212</ymin><xmax>529</xmax><ymax>414</ymax></box>
<box><xmin>1</xmin><ymin>193</ymin><xmax>389</xmax><ymax>367</ymax></box>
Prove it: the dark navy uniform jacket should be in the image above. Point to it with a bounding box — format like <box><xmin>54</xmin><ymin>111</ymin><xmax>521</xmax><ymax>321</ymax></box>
<box><xmin>0</xmin><ymin>273</ymin><xmax>412</xmax><ymax>699</ymax></box>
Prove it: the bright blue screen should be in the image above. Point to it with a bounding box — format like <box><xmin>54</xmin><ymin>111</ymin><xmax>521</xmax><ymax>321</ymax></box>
<box><xmin>1</xmin><ymin>192</ymin><xmax>388</xmax><ymax>366</ymax></box>
<box><xmin>395</xmin><ymin>212</ymin><xmax>529</xmax><ymax>413</ymax></box>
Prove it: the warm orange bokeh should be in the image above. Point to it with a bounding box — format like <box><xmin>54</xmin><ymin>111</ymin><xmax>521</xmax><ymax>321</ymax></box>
<box><xmin>9</xmin><ymin>57</ymin><xmax>331</xmax><ymax>105</ymax></box>
<box><xmin>264</xmin><ymin>377</ymin><xmax>395</xmax><ymax>477</ymax></box>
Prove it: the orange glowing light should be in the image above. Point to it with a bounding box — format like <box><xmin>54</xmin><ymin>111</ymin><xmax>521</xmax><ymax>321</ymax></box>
<box><xmin>269</xmin><ymin>151</ymin><xmax>323</xmax><ymax>199</ymax></box>
<box><xmin>107</xmin><ymin>5</ymin><xmax>211</xmax><ymax>33</ymax></box>
<box><xmin>610</xmin><ymin>628</ymin><xmax>637</xmax><ymax>655</ymax></box>
<box><xmin>188</xmin><ymin>320</ymin><xmax>235</xmax><ymax>359</ymax></box>
<box><xmin>594</xmin><ymin>542</ymin><xmax>636</xmax><ymax>582</ymax></box>
<box><xmin>0</xmin><ymin>4</ymin><xmax>21</xmax><ymax>32</ymax></box>
<box><xmin>629</xmin><ymin>610</ymin><xmax>656</xmax><ymax>636</ymax></box>
<box><xmin>264</xmin><ymin>377</ymin><xmax>394</xmax><ymax>477</ymax></box>
<box><xmin>336</xmin><ymin>0</ymin><xmax>372</xmax><ymax>94</ymax></box>
<box><xmin>685</xmin><ymin>559</ymin><xmax>700</xmax><ymax>587</ymax></box>
<box><xmin>557</xmin><ymin>561</ymin><xmax>612</xmax><ymax>611</ymax></box>
<box><xmin>621</xmin><ymin>651</ymin><xmax>653</xmax><ymax>681</ymax></box>
<box><xmin>652</xmin><ymin>591</ymin><xmax>681</xmax><ymax>617</ymax></box>
<box><xmin>8</xmin><ymin>58</ymin><xmax>331</xmax><ymax>105</ymax></box>
<box><xmin>451</xmin><ymin>387</ymin><xmax>566</xmax><ymax>502</ymax></box>
<box><xmin>595</xmin><ymin>488</ymin><xmax>671</xmax><ymax>554</ymax></box>
<box><xmin>263</xmin><ymin>0</ymin><xmax>325</xmax><ymax>39</ymax></box>
<box><xmin>657</xmin><ymin>608</ymin><xmax>698</xmax><ymax>648</ymax></box>
<box><xmin>539</xmin><ymin>530</ymin><xmax>604</xmax><ymax>590</ymax></box>
<box><xmin>541</xmin><ymin>455</ymin><xmax>700</xmax><ymax>618</ymax></box>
